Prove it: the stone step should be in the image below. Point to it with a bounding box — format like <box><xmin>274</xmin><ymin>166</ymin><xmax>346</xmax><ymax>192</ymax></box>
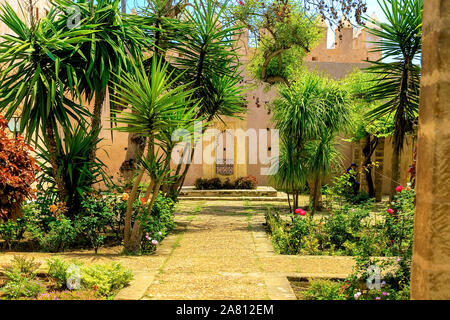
<box><xmin>177</xmin><ymin>196</ymin><xmax>287</xmax><ymax>202</ymax></box>
<box><xmin>179</xmin><ymin>186</ymin><xmax>278</xmax><ymax>197</ymax></box>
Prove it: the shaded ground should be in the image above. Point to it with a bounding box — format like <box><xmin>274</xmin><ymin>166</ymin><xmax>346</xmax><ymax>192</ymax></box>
<box><xmin>0</xmin><ymin>200</ymin><xmax>356</xmax><ymax>300</ymax></box>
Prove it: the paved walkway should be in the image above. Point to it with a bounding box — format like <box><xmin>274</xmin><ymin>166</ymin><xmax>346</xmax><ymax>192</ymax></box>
<box><xmin>0</xmin><ymin>200</ymin><xmax>356</xmax><ymax>300</ymax></box>
<box><xmin>140</xmin><ymin>200</ymin><xmax>355</xmax><ymax>300</ymax></box>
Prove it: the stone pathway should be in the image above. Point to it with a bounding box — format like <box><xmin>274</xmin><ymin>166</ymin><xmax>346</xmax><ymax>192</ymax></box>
<box><xmin>140</xmin><ymin>200</ymin><xmax>356</xmax><ymax>300</ymax></box>
<box><xmin>0</xmin><ymin>200</ymin><xmax>356</xmax><ymax>300</ymax></box>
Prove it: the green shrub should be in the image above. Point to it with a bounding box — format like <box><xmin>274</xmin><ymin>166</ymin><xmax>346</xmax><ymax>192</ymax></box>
<box><xmin>39</xmin><ymin>216</ymin><xmax>77</xmax><ymax>252</ymax></box>
<box><xmin>46</xmin><ymin>257</ymin><xmax>133</xmax><ymax>297</ymax></box>
<box><xmin>139</xmin><ymin>194</ymin><xmax>175</xmax><ymax>254</ymax></box>
<box><xmin>194</xmin><ymin>175</ymin><xmax>258</xmax><ymax>190</ymax></box>
<box><xmin>47</xmin><ymin>257</ymin><xmax>83</xmax><ymax>289</ymax></box>
<box><xmin>35</xmin><ymin>289</ymin><xmax>102</xmax><ymax>300</ymax></box>
<box><xmin>1</xmin><ymin>276</ymin><xmax>45</xmax><ymax>299</ymax></box>
<box><xmin>80</xmin><ymin>263</ymin><xmax>133</xmax><ymax>296</ymax></box>
<box><xmin>0</xmin><ymin>220</ymin><xmax>19</xmax><ymax>250</ymax></box>
<box><xmin>302</xmin><ymin>279</ymin><xmax>346</xmax><ymax>300</ymax></box>
<box><xmin>1</xmin><ymin>256</ymin><xmax>45</xmax><ymax>299</ymax></box>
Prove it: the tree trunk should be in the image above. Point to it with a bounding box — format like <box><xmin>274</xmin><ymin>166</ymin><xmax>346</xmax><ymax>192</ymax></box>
<box><xmin>310</xmin><ymin>177</ymin><xmax>322</xmax><ymax>214</ymax></box>
<box><xmin>124</xmin><ymin>168</ymin><xmax>145</xmax><ymax>245</ymax></box>
<box><xmin>46</xmin><ymin>124</ymin><xmax>67</xmax><ymax>202</ymax></box>
<box><xmin>390</xmin><ymin>143</ymin><xmax>401</xmax><ymax>201</ymax></box>
<box><xmin>120</xmin><ymin>132</ymin><xmax>147</xmax><ymax>183</ymax></box>
<box><xmin>89</xmin><ymin>89</ymin><xmax>106</xmax><ymax>162</ymax></box>
<box><xmin>362</xmin><ymin>133</ymin><xmax>378</xmax><ymax>198</ymax></box>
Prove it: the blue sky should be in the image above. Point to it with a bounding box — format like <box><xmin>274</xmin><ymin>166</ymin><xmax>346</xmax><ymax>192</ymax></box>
<box><xmin>128</xmin><ymin>0</ymin><xmax>388</xmax><ymax>50</ymax></box>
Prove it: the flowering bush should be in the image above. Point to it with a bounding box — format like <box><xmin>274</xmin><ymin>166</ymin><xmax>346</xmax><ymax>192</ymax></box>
<box><xmin>266</xmin><ymin>186</ymin><xmax>416</xmax><ymax>260</ymax></box>
<box><xmin>139</xmin><ymin>193</ymin><xmax>176</xmax><ymax>254</ymax></box>
<box><xmin>0</xmin><ymin>114</ymin><xmax>40</xmax><ymax>221</ymax></box>
<box><xmin>288</xmin><ymin>186</ymin><xmax>416</xmax><ymax>300</ymax></box>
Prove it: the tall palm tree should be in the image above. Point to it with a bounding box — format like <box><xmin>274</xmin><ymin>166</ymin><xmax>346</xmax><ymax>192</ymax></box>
<box><xmin>112</xmin><ymin>57</ymin><xmax>199</xmax><ymax>253</ymax></box>
<box><xmin>270</xmin><ymin>72</ymin><xmax>350</xmax><ymax>212</ymax></box>
<box><xmin>365</xmin><ymin>0</ymin><xmax>422</xmax><ymax>199</ymax></box>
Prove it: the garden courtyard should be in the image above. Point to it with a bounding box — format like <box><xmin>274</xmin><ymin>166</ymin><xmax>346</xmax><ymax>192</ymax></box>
<box><xmin>0</xmin><ymin>0</ymin><xmax>449</xmax><ymax>302</ymax></box>
<box><xmin>1</xmin><ymin>199</ymin><xmax>359</xmax><ymax>300</ymax></box>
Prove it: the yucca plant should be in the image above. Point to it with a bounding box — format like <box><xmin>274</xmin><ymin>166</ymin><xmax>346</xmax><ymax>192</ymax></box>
<box><xmin>112</xmin><ymin>57</ymin><xmax>199</xmax><ymax>253</ymax></box>
<box><xmin>36</xmin><ymin>123</ymin><xmax>108</xmax><ymax>216</ymax></box>
<box><xmin>0</xmin><ymin>3</ymin><xmax>95</xmax><ymax>201</ymax></box>
<box><xmin>51</xmin><ymin>0</ymin><xmax>152</xmax><ymax>161</ymax></box>
<box><xmin>364</xmin><ymin>0</ymin><xmax>422</xmax><ymax>199</ymax></box>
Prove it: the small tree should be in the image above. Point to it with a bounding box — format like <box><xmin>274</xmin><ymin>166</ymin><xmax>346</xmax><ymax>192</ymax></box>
<box><xmin>0</xmin><ymin>114</ymin><xmax>40</xmax><ymax>221</ymax></box>
<box><xmin>112</xmin><ymin>58</ymin><xmax>199</xmax><ymax>253</ymax></box>
<box><xmin>343</xmin><ymin>70</ymin><xmax>394</xmax><ymax>198</ymax></box>
<box><xmin>270</xmin><ymin>72</ymin><xmax>350</xmax><ymax>213</ymax></box>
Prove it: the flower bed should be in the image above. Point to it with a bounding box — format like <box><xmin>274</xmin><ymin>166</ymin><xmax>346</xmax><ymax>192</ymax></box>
<box><xmin>266</xmin><ymin>186</ymin><xmax>415</xmax><ymax>300</ymax></box>
<box><xmin>0</xmin><ymin>190</ymin><xmax>176</xmax><ymax>255</ymax></box>
<box><xmin>0</xmin><ymin>256</ymin><xmax>132</xmax><ymax>300</ymax></box>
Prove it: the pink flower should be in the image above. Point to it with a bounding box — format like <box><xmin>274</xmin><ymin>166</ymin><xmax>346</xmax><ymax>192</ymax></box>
<box><xmin>354</xmin><ymin>292</ymin><xmax>362</xmax><ymax>300</ymax></box>
<box><xmin>152</xmin><ymin>240</ymin><xmax>159</xmax><ymax>246</ymax></box>
<box><xmin>387</xmin><ymin>208</ymin><xmax>394</xmax><ymax>215</ymax></box>
<box><xmin>145</xmin><ymin>233</ymin><xmax>151</xmax><ymax>241</ymax></box>
<box><xmin>395</xmin><ymin>185</ymin><xmax>404</xmax><ymax>192</ymax></box>
<box><xmin>382</xmin><ymin>292</ymin><xmax>389</xmax><ymax>296</ymax></box>
<box><xmin>295</xmin><ymin>208</ymin><xmax>306</xmax><ymax>216</ymax></box>
<box><xmin>375</xmin><ymin>297</ymin><xmax>381</xmax><ymax>300</ymax></box>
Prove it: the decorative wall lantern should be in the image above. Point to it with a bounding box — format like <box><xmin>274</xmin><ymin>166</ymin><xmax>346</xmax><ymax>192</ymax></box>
<box><xmin>7</xmin><ymin>117</ymin><xmax>20</xmax><ymax>137</ymax></box>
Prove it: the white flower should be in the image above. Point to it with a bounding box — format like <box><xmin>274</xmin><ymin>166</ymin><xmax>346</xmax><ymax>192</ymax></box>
<box><xmin>354</xmin><ymin>292</ymin><xmax>362</xmax><ymax>300</ymax></box>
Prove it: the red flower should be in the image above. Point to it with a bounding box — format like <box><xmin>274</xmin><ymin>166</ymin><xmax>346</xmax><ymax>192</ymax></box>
<box><xmin>295</xmin><ymin>208</ymin><xmax>306</xmax><ymax>216</ymax></box>
<box><xmin>140</xmin><ymin>197</ymin><xmax>148</xmax><ymax>205</ymax></box>
<box><xmin>238</xmin><ymin>0</ymin><xmax>244</xmax><ymax>5</ymax></box>
<box><xmin>387</xmin><ymin>208</ymin><xmax>394</xmax><ymax>215</ymax></box>
<box><xmin>395</xmin><ymin>185</ymin><xmax>404</xmax><ymax>192</ymax></box>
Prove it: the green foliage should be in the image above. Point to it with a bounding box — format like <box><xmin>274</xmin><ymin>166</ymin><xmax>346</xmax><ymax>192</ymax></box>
<box><xmin>139</xmin><ymin>193</ymin><xmax>176</xmax><ymax>254</ymax></box>
<box><xmin>47</xmin><ymin>257</ymin><xmax>80</xmax><ymax>289</ymax></box>
<box><xmin>194</xmin><ymin>175</ymin><xmax>258</xmax><ymax>190</ymax></box>
<box><xmin>37</xmin><ymin>124</ymin><xmax>109</xmax><ymax>215</ymax></box>
<box><xmin>270</xmin><ymin>72</ymin><xmax>350</xmax><ymax>207</ymax></box>
<box><xmin>47</xmin><ymin>257</ymin><xmax>133</xmax><ymax>297</ymax></box>
<box><xmin>364</xmin><ymin>0</ymin><xmax>422</xmax><ymax>152</ymax></box>
<box><xmin>38</xmin><ymin>216</ymin><xmax>77</xmax><ymax>252</ymax></box>
<box><xmin>0</xmin><ymin>256</ymin><xmax>45</xmax><ymax>299</ymax></box>
<box><xmin>342</xmin><ymin>70</ymin><xmax>395</xmax><ymax>141</ymax></box>
<box><xmin>231</xmin><ymin>0</ymin><xmax>321</xmax><ymax>84</ymax></box>
<box><xmin>75</xmin><ymin>192</ymin><xmax>117</xmax><ymax>254</ymax></box>
<box><xmin>266</xmin><ymin>187</ymin><xmax>415</xmax><ymax>258</ymax></box>
<box><xmin>302</xmin><ymin>279</ymin><xmax>347</xmax><ymax>300</ymax></box>
<box><xmin>80</xmin><ymin>263</ymin><xmax>133</xmax><ymax>297</ymax></box>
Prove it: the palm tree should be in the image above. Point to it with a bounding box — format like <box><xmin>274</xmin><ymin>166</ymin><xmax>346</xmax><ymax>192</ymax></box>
<box><xmin>0</xmin><ymin>3</ymin><xmax>95</xmax><ymax>201</ymax></box>
<box><xmin>270</xmin><ymin>72</ymin><xmax>350</xmax><ymax>212</ymax></box>
<box><xmin>53</xmin><ymin>0</ymin><xmax>151</xmax><ymax>163</ymax></box>
<box><xmin>112</xmin><ymin>57</ymin><xmax>199</xmax><ymax>253</ymax></box>
<box><xmin>364</xmin><ymin>0</ymin><xmax>422</xmax><ymax>199</ymax></box>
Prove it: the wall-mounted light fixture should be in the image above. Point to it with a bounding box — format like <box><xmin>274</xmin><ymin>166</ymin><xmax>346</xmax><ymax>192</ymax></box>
<box><xmin>7</xmin><ymin>117</ymin><xmax>20</xmax><ymax>137</ymax></box>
